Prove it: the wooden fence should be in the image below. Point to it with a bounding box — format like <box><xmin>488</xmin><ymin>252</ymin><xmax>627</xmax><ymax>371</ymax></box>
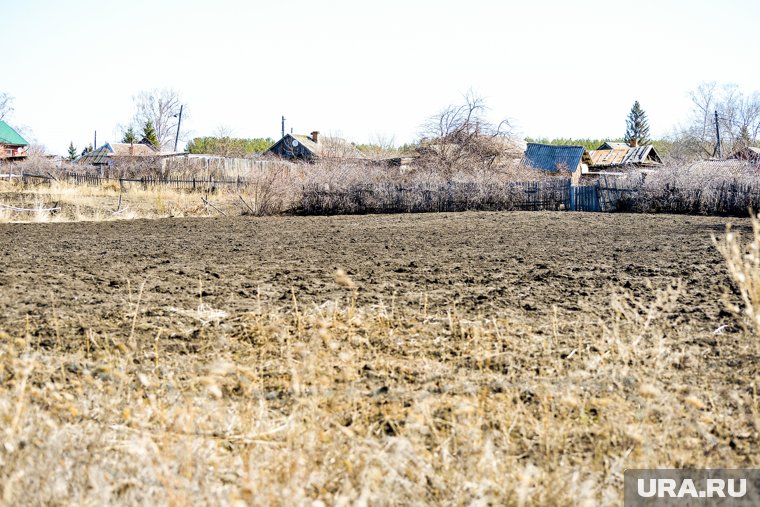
<box><xmin>511</xmin><ymin>180</ymin><xmax>570</xmax><ymax>211</ymax></box>
<box><xmin>21</xmin><ymin>172</ymin><xmax>254</xmax><ymax>193</ymax></box>
<box><xmin>299</xmin><ymin>179</ymin><xmax>573</xmax><ymax>215</ymax></box>
<box><xmin>82</xmin><ymin>156</ymin><xmax>296</xmax><ymax>181</ymax></box>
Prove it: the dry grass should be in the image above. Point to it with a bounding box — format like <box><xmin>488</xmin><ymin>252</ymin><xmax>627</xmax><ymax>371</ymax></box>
<box><xmin>715</xmin><ymin>213</ymin><xmax>760</xmax><ymax>334</ymax></box>
<box><xmin>0</xmin><ymin>178</ymin><xmax>287</xmax><ymax>223</ymax></box>
<box><xmin>1</xmin><ymin>240</ymin><xmax>758</xmax><ymax>505</ymax></box>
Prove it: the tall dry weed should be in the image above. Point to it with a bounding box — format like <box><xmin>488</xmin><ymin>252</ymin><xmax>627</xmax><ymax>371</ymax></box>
<box><xmin>714</xmin><ymin>214</ymin><xmax>760</xmax><ymax>335</ymax></box>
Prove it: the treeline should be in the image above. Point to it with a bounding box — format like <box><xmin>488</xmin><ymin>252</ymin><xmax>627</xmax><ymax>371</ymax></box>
<box><xmin>186</xmin><ymin>136</ymin><xmax>275</xmax><ymax>157</ymax></box>
<box><xmin>353</xmin><ymin>142</ymin><xmax>419</xmax><ymax>157</ymax></box>
<box><xmin>524</xmin><ymin>137</ymin><xmax>621</xmax><ymax>150</ymax></box>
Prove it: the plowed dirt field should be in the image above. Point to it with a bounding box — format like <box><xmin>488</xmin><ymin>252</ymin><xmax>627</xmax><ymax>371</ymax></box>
<box><xmin>0</xmin><ymin>211</ymin><xmax>748</xmax><ymax>342</ymax></box>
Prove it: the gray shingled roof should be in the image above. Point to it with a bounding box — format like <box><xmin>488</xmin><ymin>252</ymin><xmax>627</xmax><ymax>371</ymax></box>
<box><xmin>522</xmin><ymin>143</ymin><xmax>589</xmax><ymax>172</ymax></box>
<box><xmin>78</xmin><ymin>145</ymin><xmax>112</xmax><ymax>165</ymax></box>
<box><xmin>78</xmin><ymin>142</ymin><xmax>157</xmax><ymax>165</ymax></box>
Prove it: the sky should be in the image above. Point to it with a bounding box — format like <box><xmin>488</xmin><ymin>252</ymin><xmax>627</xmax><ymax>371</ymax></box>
<box><xmin>2</xmin><ymin>0</ymin><xmax>759</xmax><ymax>155</ymax></box>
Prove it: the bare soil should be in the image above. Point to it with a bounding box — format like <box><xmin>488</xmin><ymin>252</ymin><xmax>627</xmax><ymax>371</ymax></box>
<box><xmin>0</xmin><ymin>211</ymin><xmax>748</xmax><ymax>343</ymax></box>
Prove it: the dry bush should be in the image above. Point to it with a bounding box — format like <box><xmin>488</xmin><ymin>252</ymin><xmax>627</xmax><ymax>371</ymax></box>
<box><xmin>636</xmin><ymin>161</ymin><xmax>760</xmax><ymax>215</ymax></box>
<box><xmin>714</xmin><ymin>214</ymin><xmax>760</xmax><ymax>334</ymax></box>
<box><xmin>417</xmin><ymin>92</ymin><xmax>522</xmax><ymax>177</ymax></box>
<box><xmin>297</xmin><ymin>160</ymin><xmax>567</xmax><ymax>215</ymax></box>
<box><xmin>5</xmin><ymin>153</ymin><xmax>64</xmax><ymax>178</ymax></box>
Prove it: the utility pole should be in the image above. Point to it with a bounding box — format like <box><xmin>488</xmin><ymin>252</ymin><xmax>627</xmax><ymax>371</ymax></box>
<box><xmin>173</xmin><ymin>104</ymin><xmax>184</xmax><ymax>152</ymax></box>
<box><xmin>94</xmin><ymin>130</ymin><xmax>97</xmax><ymax>149</ymax></box>
<box><xmin>713</xmin><ymin>110</ymin><xmax>722</xmax><ymax>159</ymax></box>
<box><xmin>281</xmin><ymin>115</ymin><xmax>286</xmax><ymax>139</ymax></box>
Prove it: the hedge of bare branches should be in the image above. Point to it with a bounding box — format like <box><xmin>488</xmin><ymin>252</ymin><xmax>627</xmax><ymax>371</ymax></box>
<box><xmin>630</xmin><ymin>162</ymin><xmax>760</xmax><ymax>215</ymax></box>
<box><xmin>295</xmin><ymin>160</ymin><xmax>569</xmax><ymax>214</ymax></box>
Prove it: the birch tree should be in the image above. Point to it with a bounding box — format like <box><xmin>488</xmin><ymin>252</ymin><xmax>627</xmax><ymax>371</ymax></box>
<box><xmin>131</xmin><ymin>88</ymin><xmax>185</xmax><ymax>151</ymax></box>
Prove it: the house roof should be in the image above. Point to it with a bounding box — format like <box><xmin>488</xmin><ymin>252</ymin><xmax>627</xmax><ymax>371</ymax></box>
<box><xmin>589</xmin><ymin>144</ymin><xmax>662</xmax><ymax>167</ymax></box>
<box><xmin>687</xmin><ymin>159</ymin><xmax>756</xmax><ymax>172</ymax></box>
<box><xmin>291</xmin><ymin>134</ymin><xmax>320</xmax><ymax>154</ymax></box>
<box><xmin>78</xmin><ymin>142</ymin><xmax>157</xmax><ymax>164</ymax></box>
<box><xmin>268</xmin><ymin>133</ymin><xmax>364</xmax><ymax>159</ymax></box>
<box><xmin>728</xmin><ymin>146</ymin><xmax>760</xmax><ymax>160</ymax></box>
<box><xmin>597</xmin><ymin>142</ymin><xmax>629</xmax><ymax>150</ymax></box>
<box><xmin>0</xmin><ymin>120</ymin><xmax>28</xmax><ymax>146</ymax></box>
<box><xmin>78</xmin><ymin>145</ymin><xmax>111</xmax><ymax>165</ymax></box>
<box><xmin>108</xmin><ymin>142</ymin><xmax>157</xmax><ymax>157</ymax></box>
<box><xmin>522</xmin><ymin>143</ymin><xmax>590</xmax><ymax>172</ymax></box>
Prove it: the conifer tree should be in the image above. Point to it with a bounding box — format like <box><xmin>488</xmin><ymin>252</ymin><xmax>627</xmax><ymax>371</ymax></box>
<box><xmin>624</xmin><ymin>101</ymin><xmax>651</xmax><ymax>146</ymax></box>
<box><xmin>121</xmin><ymin>126</ymin><xmax>137</xmax><ymax>144</ymax></box>
<box><xmin>736</xmin><ymin>125</ymin><xmax>752</xmax><ymax>151</ymax></box>
<box><xmin>141</xmin><ymin>120</ymin><xmax>159</xmax><ymax>148</ymax></box>
<box><xmin>67</xmin><ymin>142</ymin><xmax>78</xmax><ymax>161</ymax></box>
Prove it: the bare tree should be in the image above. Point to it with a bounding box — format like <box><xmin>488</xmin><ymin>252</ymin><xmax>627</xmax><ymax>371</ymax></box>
<box><xmin>318</xmin><ymin>131</ymin><xmax>364</xmax><ymax>160</ymax></box>
<box><xmin>131</xmin><ymin>89</ymin><xmax>185</xmax><ymax>151</ymax></box>
<box><xmin>0</xmin><ymin>93</ymin><xmax>13</xmax><ymax>121</ymax></box>
<box><xmin>212</xmin><ymin>126</ymin><xmax>243</xmax><ymax>158</ymax></box>
<box><xmin>678</xmin><ymin>82</ymin><xmax>760</xmax><ymax>159</ymax></box>
<box><xmin>357</xmin><ymin>133</ymin><xmax>400</xmax><ymax>160</ymax></box>
<box><xmin>417</xmin><ymin>91</ymin><xmax>516</xmax><ymax>176</ymax></box>
<box><xmin>688</xmin><ymin>81</ymin><xmax>719</xmax><ymax>149</ymax></box>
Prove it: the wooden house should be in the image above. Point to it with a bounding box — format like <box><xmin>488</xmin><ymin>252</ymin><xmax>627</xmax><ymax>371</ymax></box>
<box><xmin>589</xmin><ymin>141</ymin><xmax>662</xmax><ymax>171</ymax></box>
<box><xmin>267</xmin><ymin>131</ymin><xmax>364</xmax><ymax>161</ymax></box>
<box><xmin>0</xmin><ymin>120</ymin><xmax>28</xmax><ymax>161</ymax></box>
<box><xmin>729</xmin><ymin>146</ymin><xmax>760</xmax><ymax>163</ymax></box>
<box><xmin>521</xmin><ymin>143</ymin><xmax>592</xmax><ymax>185</ymax></box>
<box><xmin>78</xmin><ymin>141</ymin><xmax>157</xmax><ymax>167</ymax></box>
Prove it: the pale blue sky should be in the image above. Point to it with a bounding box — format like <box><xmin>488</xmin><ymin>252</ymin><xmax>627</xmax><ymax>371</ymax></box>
<box><xmin>2</xmin><ymin>0</ymin><xmax>759</xmax><ymax>154</ymax></box>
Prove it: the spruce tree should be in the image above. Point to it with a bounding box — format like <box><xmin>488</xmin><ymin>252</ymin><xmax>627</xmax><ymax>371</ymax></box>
<box><xmin>121</xmin><ymin>126</ymin><xmax>137</xmax><ymax>144</ymax></box>
<box><xmin>67</xmin><ymin>142</ymin><xmax>78</xmax><ymax>161</ymax></box>
<box><xmin>141</xmin><ymin>120</ymin><xmax>159</xmax><ymax>148</ymax></box>
<box><xmin>736</xmin><ymin>125</ymin><xmax>752</xmax><ymax>151</ymax></box>
<box><xmin>624</xmin><ymin>101</ymin><xmax>651</xmax><ymax>146</ymax></box>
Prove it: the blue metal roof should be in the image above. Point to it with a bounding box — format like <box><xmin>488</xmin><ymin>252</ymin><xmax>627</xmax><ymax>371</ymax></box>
<box><xmin>522</xmin><ymin>143</ymin><xmax>586</xmax><ymax>172</ymax></box>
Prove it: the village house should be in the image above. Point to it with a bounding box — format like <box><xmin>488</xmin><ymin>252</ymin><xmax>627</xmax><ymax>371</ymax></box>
<box><xmin>728</xmin><ymin>146</ymin><xmax>760</xmax><ymax>163</ymax></box>
<box><xmin>521</xmin><ymin>143</ymin><xmax>592</xmax><ymax>185</ymax></box>
<box><xmin>78</xmin><ymin>140</ymin><xmax>157</xmax><ymax>167</ymax></box>
<box><xmin>267</xmin><ymin>131</ymin><xmax>364</xmax><ymax>161</ymax></box>
<box><xmin>0</xmin><ymin>120</ymin><xmax>29</xmax><ymax>161</ymax></box>
<box><xmin>588</xmin><ymin>141</ymin><xmax>662</xmax><ymax>172</ymax></box>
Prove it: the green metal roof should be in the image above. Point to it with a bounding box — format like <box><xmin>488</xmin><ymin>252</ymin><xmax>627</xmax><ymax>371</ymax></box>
<box><xmin>0</xmin><ymin>120</ymin><xmax>28</xmax><ymax>146</ymax></box>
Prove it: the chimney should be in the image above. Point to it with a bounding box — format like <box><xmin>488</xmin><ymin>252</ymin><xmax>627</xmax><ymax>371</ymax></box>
<box><xmin>129</xmin><ymin>142</ymin><xmax>134</xmax><ymax>156</ymax></box>
<box><xmin>629</xmin><ymin>138</ymin><xmax>638</xmax><ymax>148</ymax></box>
<box><xmin>311</xmin><ymin>131</ymin><xmax>320</xmax><ymax>143</ymax></box>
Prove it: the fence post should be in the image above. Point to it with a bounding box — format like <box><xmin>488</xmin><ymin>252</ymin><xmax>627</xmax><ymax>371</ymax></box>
<box><xmin>566</xmin><ymin>179</ymin><xmax>575</xmax><ymax>211</ymax></box>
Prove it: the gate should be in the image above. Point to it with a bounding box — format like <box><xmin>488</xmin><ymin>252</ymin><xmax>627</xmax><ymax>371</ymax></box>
<box><xmin>567</xmin><ymin>185</ymin><xmax>601</xmax><ymax>212</ymax></box>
